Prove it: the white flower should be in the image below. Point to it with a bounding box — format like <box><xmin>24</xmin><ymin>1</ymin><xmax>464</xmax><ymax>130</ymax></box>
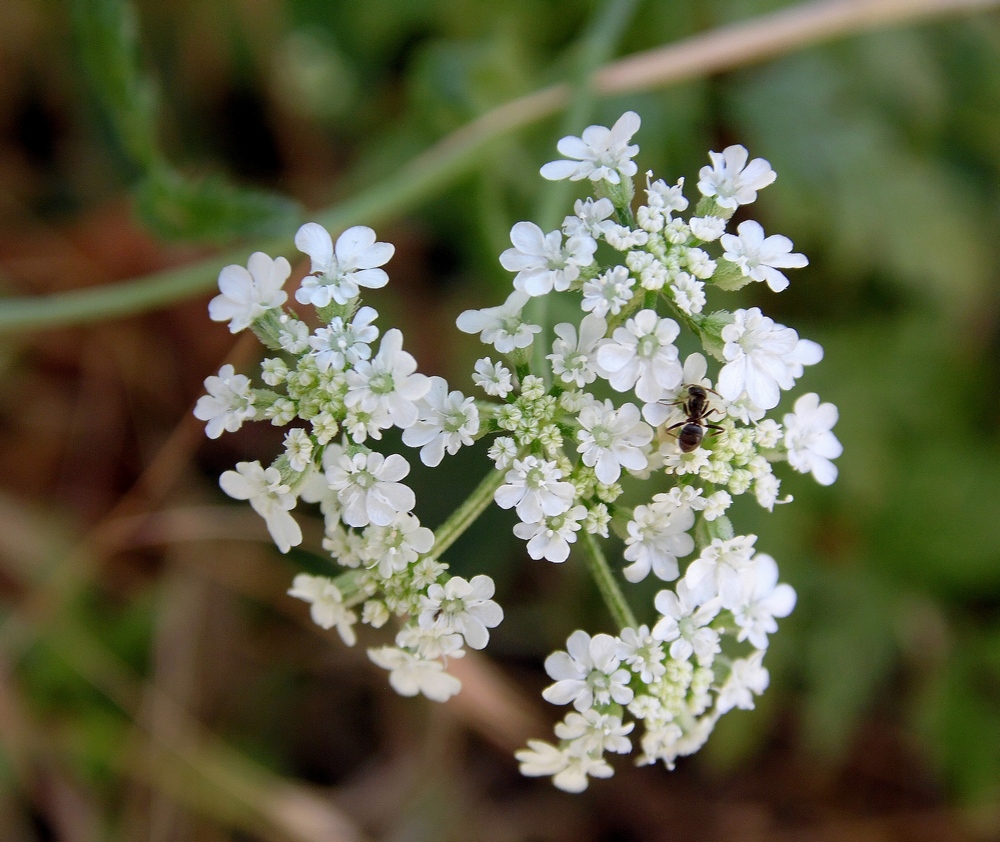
<box><xmin>616</xmin><ymin>626</ymin><xmax>666</xmax><ymax>684</ymax></box>
<box><xmin>515</xmin><ymin>740</ymin><xmax>614</xmax><ymax>793</ymax></box>
<box><xmin>540</xmin><ymin>111</ymin><xmax>641</xmax><ymax>185</ymax></box>
<box><xmin>603</xmin><ymin>224</ymin><xmax>648</xmax><ymax>250</ymax></box>
<box><xmin>646</xmin><ymin>175</ymin><xmax>689</xmax><ymax>215</ymax></box>
<box><xmin>194</xmin><ymin>364</ymin><xmax>256</xmax><ymax>439</ymax></box>
<box><xmin>261</xmin><ymin>357</ymin><xmax>288</xmax><ymax>386</ymax></box>
<box><xmin>361</xmin><ymin>511</ymin><xmax>435</xmax><ymax>578</ymax></box>
<box><xmin>456</xmin><ymin>290</ymin><xmax>541</xmax><ymax>353</ymax></box>
<box><xmin>326</xmin><ymin>450</ymin><xmax>415</xmax><ymax>527</ymax></box>
<box><xmin>581</xmin><ymin>265</ymin><xmax>635</xmax><ymax>318</ymax></box>
<box><xmin>664</xmin><ymin>218</ymin><xmax>691</xmax><ymax>244</ymax></box>
<box><xmin>651</xmin><ymin>581</ymin><xmax>722</xmax><ymax>665</ymax></box>
<box><xmin>322</xmin><ymin>523</ymin><xmax>364</xmax><ymax>569</ymax></box>
<box><xmin>718</xmin><ymin>307</ymin><xmax>801</xmax><ymax>410</ymax></box>
<box><xmin>668</xmin><ymin>272</ymin><xmax>706</xmax><ymax>316</ymax></box>
<box><xmin>394</xmin><ymin>624</ymin><xmax>465</xmax><ymax>661</ymax></box>
<box><xmin>542</xmin><ymin>630</ymin><xmax>634</xmax><ymax>712</ymax></box>
<box><xmin>703</xmin><ymin>490</ymin><xmax>733</xmax><ymax>521</ymax></box>
<box><xmin>309</xmin><ymin>305</ymin><xmax>379</xmax><ymax>373</ymax></box>
<box><xmin>726</xmin><ymin>393</ymin><xmax>767</xmax><ymax>425</ymax></box>
<box><xmin>562</xmin><ymin>197</ymin><xmax>616</xmax><ymax>239</ymax></box>
<box><xmin>219</xmin><ymin>461</ymin><xmax>302</xmax><ymax>553</ymax></box>
<box><xmin>783</xmin><ymin>392</ymin><xmax>842</xmax><ymax>486</ymax></box>
<box><xmin>754</xmin><ymin>418</ymin><xmax>784</xmax><ymax>449</ymax></box>
<box><xmin>733</xmin><ymin>553</ymin><xmax>796</xmax><ymax>650</ymax></box>
<box><xmin>513</xmin><ymin>505</ymin><xmax>587</xmax><ymax>563</ymax></box>
<box><xmin>500</xmin><ymin>222</ymin><xmax>596</xmax><ymax>297</ymax></box>
<box><xmin>622</xmin><ymin>495</ymin><xmax>696</xmax><ymax>583</ymax></box>
<box><xmin>419</xmin><ymin>574</ymin><xmax>504</xmax><ymax>650</ymax></box>
<box><xmin>283</xmin><ymin>427</ymin><xmax>313</xmax><ymax>472</ymax></box>
<box><xmin>367</xmin><ymin>647</ymin><xmax>462</xmax><ymax>702</ymax></box>
<box><xmin>472</xmin><ymin>357</ymin><xmax>513</xmax><ymax>397</ymax></box>
<box><xmin>685</xmin><ymin>247</ymin><xmax>717</xmax><ymax>280</ymax></box>
<box><xmin>716</xmin><ymin>651</ymin><xmax>770</xmax><ymax>713</ymax></box>
<box><xmin>277</xmin><ymin>317</ymin><xmax>310</xmax><ymax>353</ymax></box>
<box><xmin>287</xmin><ymin>574</ymin><xmax>357</xmax><ymax>645</ymax></box>
<box><xmin>683</xmin><ymin>534</ymin><xmax>758</xmax><ymax>610</ymax></box>
<box><xmin>689</xmin><ymin>215</ymin><xmax>726</xmax><ymax>242</ymax></box>
<box><xmin>345</xmin><ymin>328</ymin><xmax>430</xmax><ymax>431</ymax></box>
<box><xmin>556</xmin><ymin>709</ymin><xmax>634</xmax><ymax>756</ymax></box>
<box><xmin>209</xmin><ymin>252</ymin><xmax>289</xmax><ymax>332</ymax></box>
<box><xmin>294</xmin><ymin>223</ymin><xmax>393</xmax><ymax>308</ymax></box>
<box><xmin>641</xmin><ymin>353</ymin><xmax>713</xmax><ymax>427</ymax></box>
<box><xmin>721</xmin><ymin>220</ymin><xmax>807</xmax><ymax>293</ymax></box>
<box><xmin>627</xmin><ymin>250</ymin><xmax>667</xmax><ymax>291</ymax></box>
<box><xmin>548</xmin><ymin>314</ymin><xmax>606</xmax><ymax>388</ymax></box>
<box><xmin>299</xmin><ymin>443</ymin><xmax>346</xmax><ymax>517</ymax></box>
<box><xmin>494</xmin><ymin>455</ymin><xmax>575</xmax><ymax>524</ymax></box>
<box><xmin>638</xmin><ymin>716</ymin><xmax>716</xmax><ymax>770</ymax></box>
<box><xmin>487</xmin><ymin>436</ymin><xmax>517</xmax><ymax>470</ymax></box>
<box><xmin>697</xmin><ymin>145</ymin><xmax>776</xmax><ymax>209</ymax></box>
<box><xmin>788</xmin><ymin>338</ymin><xmax>824</xmax><ymax>379</ymax></box>
<box><xmin>576</xmin><ymin>399</ymin><xmax>653</xmax><ymax>484</ymax></box>
<box><xmin>402</xmin><ymin>376</ymin><xmax>479</xmax><ymax>467</ymax></box>
<box><xmin>754</xmin><ymin>472</ymin><xmax>789</xmax><ymax>512</ymax></box>
<box><xmin>595</xmin><ymin>309</ymin><xmax>683</xmax><ymax>403</ymax></box>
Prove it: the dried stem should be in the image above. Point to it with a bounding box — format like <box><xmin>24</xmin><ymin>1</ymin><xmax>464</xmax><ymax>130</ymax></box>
<box><xmin>1</xmin><ymin>0</ymin><xmax>996</xmax><ymax>332</ymax></box>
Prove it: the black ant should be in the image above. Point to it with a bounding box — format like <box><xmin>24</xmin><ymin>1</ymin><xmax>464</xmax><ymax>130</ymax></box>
<box><xmin>663</xmin><ymin>385</ymin><xmax>725</xmax><ymax>453</ymax></box>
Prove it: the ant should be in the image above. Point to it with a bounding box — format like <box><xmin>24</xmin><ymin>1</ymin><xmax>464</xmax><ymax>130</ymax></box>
<box><xmin>663</xmin><ymin>384</ymin><xmax>725</xmax><ymax>453</ymax></box>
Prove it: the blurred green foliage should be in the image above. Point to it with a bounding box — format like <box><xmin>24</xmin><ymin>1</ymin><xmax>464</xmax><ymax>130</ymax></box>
<box><xmin>6</xmin><ymin>0</ymin><xmax>1000</xmax><ymax>832</ymax></box>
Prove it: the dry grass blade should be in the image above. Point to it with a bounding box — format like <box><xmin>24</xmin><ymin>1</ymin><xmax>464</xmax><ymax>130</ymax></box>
<box><xmin>595</xmin><ymin>0</ymin><xmax>1000</xmax><ymax>92</ymax></box>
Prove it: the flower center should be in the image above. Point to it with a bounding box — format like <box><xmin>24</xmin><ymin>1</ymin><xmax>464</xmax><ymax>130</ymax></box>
<box><xmin>501</xmin><ymin>315</ymin><xmax>522</xmax><ymax>335</ymax></box>
<box><xmin>638</xmin><ymin>334</ymin><xmax>659</xmax><ymax>358</ymax></box>
<box><xmin>592</xmin><ymin>424</ymin><xmax>613</xmax><ymax>449</ymax></box>
<box><xmin>370</xmin><ymin>372</ymin><xmax>395</xmax><ymax>395</ymax></box>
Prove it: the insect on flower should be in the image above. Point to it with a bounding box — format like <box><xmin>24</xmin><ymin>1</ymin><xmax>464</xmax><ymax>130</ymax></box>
<box><xmin>664</xmin><ymin>385</ymin><xmax>725</xmax><ymax>452</ymax></box>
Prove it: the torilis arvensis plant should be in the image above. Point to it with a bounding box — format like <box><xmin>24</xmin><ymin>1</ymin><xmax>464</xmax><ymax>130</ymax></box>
<box><xmin>195</xmin><ymin>111</ymin><xmax>842</xmax><ymax>792</ymax></box>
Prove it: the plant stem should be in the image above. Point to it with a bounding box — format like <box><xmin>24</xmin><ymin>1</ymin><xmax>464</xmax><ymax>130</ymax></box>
<box><xmin>536</xmin><ymin>0</ymin><xmax>640</xmax><ymax>233</ymax></box>
<box><xmin>581</xmin><ymin>530</ymin><xmax>636</xmax><ymax>630</ymax></box>
<box><xmin>430</xmin><ymin>467</ymin><xmax>508</xmax><ymax>561</ymax></box>
<box><xmin>3</xmin><ymin>0</ymin><xmax>992</xmax><ymax>333</ymax></box>
<box><xmin>529</xmin><ymin>0</ymin><xmax>640</xmax><ymax>375</ymax></box>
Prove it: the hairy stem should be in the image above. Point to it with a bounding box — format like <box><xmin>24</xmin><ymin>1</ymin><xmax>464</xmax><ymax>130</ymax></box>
<box><xmin>430</xmin><ymin>467</ymin><xmax>508</xmax><ymax>561</ymax></box>
<box><xmin>581</xmin><ymin>530</ymin><xmax>637</xmax><ymax>630</ymax></box>
<box><xmin>2</xmin><ymin>0</ymin><xmax>996</xmax><ymax>332</ymax></box>
<box><xmin>531</xmin><ymin>0</ymin><xmax>640</xmax><ymax>373</ymax></box>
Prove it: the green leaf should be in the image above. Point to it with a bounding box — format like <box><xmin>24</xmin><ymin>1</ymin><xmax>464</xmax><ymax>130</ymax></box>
<box><xmin>72</xmin><ymin>0</ymin><xmax>159</xmax><ymax>169</ymax></box>
<box><xmin>134</xmin><ymin>166</ymin><xmax>301</xmax><ymax>243</ymax></box>
<box><xmin>800</xmin><ymin>569</ymin><xmax>898</xmax><ymax>759</ymax></box>
<box><xmin>913</xmin><ymin>628</ymin><xmax>1000</xmax><ymax>803</ymax></box>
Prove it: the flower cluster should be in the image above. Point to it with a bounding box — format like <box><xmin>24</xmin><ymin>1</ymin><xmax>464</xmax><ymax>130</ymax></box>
<box><xmin>195</xmin><ymin>223</ymin><xmax>501</xmax><ymax>703</ymax></box>
<box><xmin>195</xmin><ymin>109</ymin><xmax>841</xmax><ymax>793</ymax></box>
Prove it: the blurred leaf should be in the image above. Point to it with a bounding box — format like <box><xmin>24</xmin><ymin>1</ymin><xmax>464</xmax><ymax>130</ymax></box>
<box><xmin>800</xmin><ymin>569</ymin><xmax>898</xmax><ymax>759</ymax></box>
<box><xmin>408</xmin><ymin>34</ymin><xmax>534</xmax><ymax>135</ymax></box>
<box><xmin>731</xmin><ymin>46</ymin><xmax>991</xmax><ymax>317</ymax></box>
<box><xmin>914</xmin><ymin>627</ymin><xmax>1000</xmax><ymax>804</ymax></box>
<box><xmin>72</xmin><ymin>0</ymin><xmax>159</xmax><ymax>169</ymax></box>
<box><xmin>271</xmin><ymin>28</ymin><xmax>359</xmax><ymax>123</ymax></box>
<box><xmin>134</xmin><ymin>166</ymin><xmax>301</xmax><ymax>243</ymax></box>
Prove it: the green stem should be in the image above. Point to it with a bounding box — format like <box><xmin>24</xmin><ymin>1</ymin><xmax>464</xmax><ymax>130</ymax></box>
<box><xmin>581</xmin><ymin>530</ymin><xmax>636</xmax><ymax>630</ymax></box>
<box><xmin>531</xmin><ymin>0</ymin><xmax>640</xmax><ymax>375</ymax></box>
<box><xmin>430</xmin><ymin>467</ymin><xmax>508</xmax><ymax>561</ymax></box>
<box><xmin>537</xmin><ymin>0</ymin><xmax>640</xmax><ymax>233</ymax></box>
<box><xmin>5</xmin><ymin>0</ymin><xmax>988</xmax><ymax>332</ymax></box>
